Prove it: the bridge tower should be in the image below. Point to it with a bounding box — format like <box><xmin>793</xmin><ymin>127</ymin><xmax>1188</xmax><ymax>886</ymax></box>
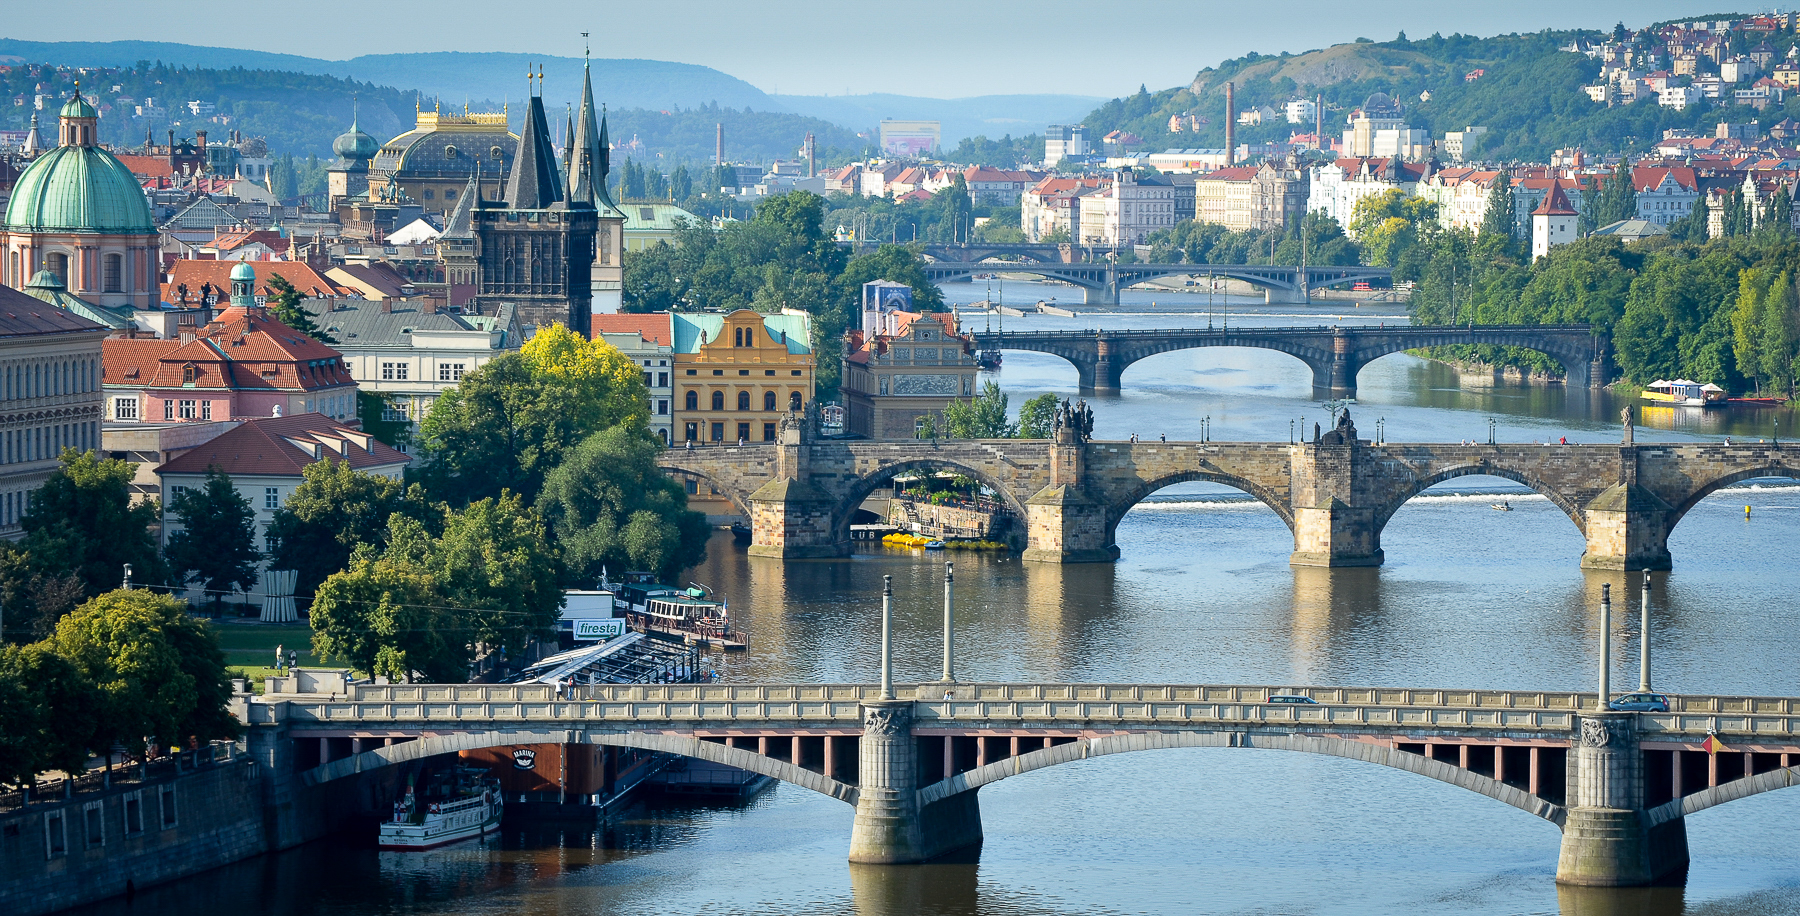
<box><xmin>1557</xmin><ymin>713</ymin><xmax>1690</xmax><ymax>885</ymax></box>
<box><xmin>747</xmin><ymin>410</ymin><xmax>843</xmax><ymax>558</ymax></box>
<box><xmin>1021</xmin><ymin>402</ymin><xmax>1117</xmax><ymax>563</ymax></box>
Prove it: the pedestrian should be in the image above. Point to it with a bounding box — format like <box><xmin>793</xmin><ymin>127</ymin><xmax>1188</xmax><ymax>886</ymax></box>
<box><xmin>1559</xmin><ymin>436</ymin><xmax>1566</xmax><ymax>445</ymax></box>
<box><xmin>1724</xmin><ymin>437</ymin><xmax>1732</xmax><ymax>446</ymax></box>
<box><xmin>1160</xmin><ymin>433</ymin><xmax>1166</xmax><ymax>442</ymax></box>
<box><xmin>274</xmin><ymin>644</ymin><xmax>284</xmax><ymax>673</ymax></box>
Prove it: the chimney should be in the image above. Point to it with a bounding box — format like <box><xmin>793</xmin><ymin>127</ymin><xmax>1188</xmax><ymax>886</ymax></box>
<box><xmin>806</xmin><ymin>132</ymin><xmax>816</xmax><ymax>177</ymax></box>
<box><xmin>197</xmin><ymin>129</ymin><xmax>206</xmax><ymax>152</ymax></box>
<box><xmin>381</xmin><ymin>298</ymin><xmax>392</xmax><ymax>314</ymax></box>
<box><xmin>716</xmin><ymin>123</ymin><xmax>723</xmax><ymax>165</ymax></box>
<box><xmin>1225</xmin><ymin>82</ymin><xmax>1236</xmax><ymax>167</ymax></box>
<box><xmin>1315</xmin><ymin>94</ymin><xmax>1323</xmax><ymax>149</ymax></box>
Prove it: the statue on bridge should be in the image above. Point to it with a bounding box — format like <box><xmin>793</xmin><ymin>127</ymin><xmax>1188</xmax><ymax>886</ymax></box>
<box><xmin>1316</xmin><ymin>407</ymin><xmax>1358</xmax><ymax>446</ymax></box>
<box><xmin>1053</xmin><ymin>398</ymin><xmax>1094</xmax><ymax>442</ymax></box>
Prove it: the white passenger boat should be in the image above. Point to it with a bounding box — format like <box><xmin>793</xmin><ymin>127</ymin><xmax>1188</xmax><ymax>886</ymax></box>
<box><xmin>378</xmin><ymin>768</ymin><xmax>503</xmax><ymax>850</ymax></box>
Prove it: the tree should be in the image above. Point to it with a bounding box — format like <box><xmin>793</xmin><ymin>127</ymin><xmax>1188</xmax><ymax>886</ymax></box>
<box><xmin>419</xmin><ymin>326</ymin><xmax>648</xmax><ymax>506</ymax></box>
<box><xmin>1481</xmin><ymin>173</ymin><xmax>1516</xmax><ymax>240</ymax></box>
<box><xmin>1016</xmin><ymin>393</ymin><xmax>1059</xmax><ymax>439</ymax></box>
<box><xmin>429</xmin><ymin>493</ymin><xmax>562</xmax><ymax>656</ymax></box>
<box><xmin>20</xmin><ymin>449</ymin><xmax>165</xmax><ymax>598</ymax></box>
<box><xmin>266</xmin><ymin>459</ymin><xmax>421</xmax><ymax>602</ymax></box>
<box><xmin>942</xmin><ymin>381</ymin><xmax>1015</xmax><ymax>438</ymax></box>
<box><xmin>309</xmin><ymin>538</ymin><xmax>462</xmax><ymax>683</ymax></box>
<box><xmin>1759</xmin><ymin>273</ymin><xmax>1796</xmax><ymax>395</ymax></box>
<box><xmin>536</xmin><ymin>426</ymin><xmax>709</xmax><ymax>585</ymax></box>
<box><xmin>1352</xmin><ymin>189</ymin><xmax>1439</xmax><ymax>267</ymax></box>
<box><xmin>670</xmin><ymin>165</ymin><xmax>692</xmax><ymax>201</ymax></box>
<box><xmin>0</xmin><ymin>643</ymin><xmax>97</xmax><ymax>784</ymax></box>
<box><xmin>0</xmin><ymin>544</ymin><xmax>85</xmax><ymax>642</ymax></box>
<box><xmin>165</xmin><ymin>467</ymin><xmax>261</xmax><ymax>612</ymax></box>
<box><xmin>1733</xmin><ymin>268</ymin><xmax>1769</xmax><ymax>392</ymax></box>
<box><xmin>265</xmin><ymin>274</ymin><xmax>334</xmax><ymax>344</ymax></box>
<box><xmin>50</xmin><ymin>590</ymin><xmax>237</xmax><ymax>756</ymax></box>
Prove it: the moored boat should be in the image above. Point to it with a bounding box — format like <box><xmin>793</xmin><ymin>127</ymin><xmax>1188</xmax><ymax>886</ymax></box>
<box><xmin>612</xmin><ymin>572</ymin><xmax>749</xmax><ymax>651</ymax></box>
<box><xmin>379</xmin><ymin>768</ymin><xmax>502</xmax><ymax>850</ymax></box>
<box><xmin>1641</xmin><ymin>379</ymin><xmax>1726</xmax><ymax>407</ymax></box>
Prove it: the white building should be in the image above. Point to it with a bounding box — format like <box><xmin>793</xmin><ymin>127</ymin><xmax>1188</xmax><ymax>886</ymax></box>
<box><xmin>1075</xmin><ymin>170</ymin><xmax>1176</xmax><ymax>246</ymax></box>
<box><xmin>1633</xmin><ymin>166</ymin><xmax>1700</xmax><ymax>227</ymax></box>
<box><xmin>1285</xmin><ymin>98</ymin><xmax>1318</xmax><ymax>125</ymax></box>
<box><xmin>1658</xmin><ymin>85</ymin><xmax>1703</xmax><ymax>110</ymax></box>
<box><xmin>0</xmin><ymin>287</ymin><xmax>107</xmax><ymax>539</ymax></box>
<box><xmin>1307</xmin><ymin>157</ymin><xmax>1428</xmax><ymax>229</ymax></box>
<box><xmin>156</xmin><ymin>413</ymin><xmax>409</xmax><ymax>591</ymax></box>
<box><xmin>1440</xmin><ymin>126</ymin><xmax>1488</xmax><ymax>163</ymax></box>
<box><xmin>1044</xmin><ymin>125</ymin><xmax>1089</xmax><ymax>166</ymax></box>
<box><xmin>1531</xmin><ymin>184</ymin><xmax>1578</xmax><ymax>259</ymax></box>
<box><xmin>311</xmin><ymin>299</ymin><xmax>520</xmax><ymax>450</ymax></box>
<box><xmin>591</xmin><ymin>314</ymin><xmax>676</xmax><ymax>445</ymax></box>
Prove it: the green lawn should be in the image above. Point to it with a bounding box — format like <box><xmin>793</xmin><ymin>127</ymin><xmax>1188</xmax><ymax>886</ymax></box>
<box><xmin>208</xmin><ymin>620</ymin><xmax>317</xmax><ymax>680</ymax></box>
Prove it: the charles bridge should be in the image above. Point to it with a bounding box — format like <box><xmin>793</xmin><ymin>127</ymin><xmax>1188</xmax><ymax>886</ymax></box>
<box><xmin>658</xmin><ymin>414</ymin><xmax>1799</xmax><ymax>571</ymax></box>
<box><xmin>968</xmin><ymin>324</ymin><xmax>1611</xmax><ymax>397</ymax></box>
<box><xmin>242</xmin><ymin>677</ymin><xmax>1800</xmax><ymax>886</ymax></box>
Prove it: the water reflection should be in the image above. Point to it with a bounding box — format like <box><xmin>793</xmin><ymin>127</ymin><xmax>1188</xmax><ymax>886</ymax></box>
<box><xmin>1557</xmin><ymin>883</ymin><xmax>1687</xmax><ymax>916</ymax></box>
<box><xmin>848</xmin><ymin>860</ymin><xmax>979</xmax><ymax>916</ymax></box>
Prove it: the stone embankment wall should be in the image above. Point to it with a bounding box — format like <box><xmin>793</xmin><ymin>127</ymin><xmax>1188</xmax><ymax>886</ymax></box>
<box><xmin>0</xmin><ymin>757</ymin><xmax>265</xmax><ymax>916</ymax></box>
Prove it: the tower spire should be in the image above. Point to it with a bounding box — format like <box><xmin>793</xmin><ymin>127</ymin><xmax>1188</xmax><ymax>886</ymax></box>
<box><xmin>567</xmin><ymin>55</ymin><xmax>613</xmax><ymax>208</ymax></box>
<box><xmin>504</xmin><ymin>84</ymin><xmax>564</xmax><ymax>208</ymax></box>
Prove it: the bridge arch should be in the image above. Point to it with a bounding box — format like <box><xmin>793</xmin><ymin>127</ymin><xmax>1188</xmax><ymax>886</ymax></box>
<box><xmin>297</xmin><ymin>728</ymin><xmax>858</xmax><ymax>803</ymax></box>
<box><xmin>1664</xmin><ymin>463</ymin><xmax>1800</xmax><ymax>535</ymax></box>
<box><xmin>656</xmin><ymin>460</ymin><xmax>754</xmax><ymax>518</ymax></box>
<box><xmin>1103</xmin><ymin>470</ymin><xmax>1296</xmax><ymax>546</ymax></box>
<box><xmin>829</xmin><ymin>453</ymin><xmax>1033</xmax><ymax>545</ymax></box>
<box><xmin>1372</xmin><ymin>464</ymin><xmax>1588</xmax><ymax>535</ymax></box>
<box><xmin>915</xmin><ymin>731</ymin><xmax>1565</xmax><ymax>826</ymax></box>
<box><xmin>1645</xmin><ymin>764</ymin><xmax>1800</xmax><ymax>827</ymax></box>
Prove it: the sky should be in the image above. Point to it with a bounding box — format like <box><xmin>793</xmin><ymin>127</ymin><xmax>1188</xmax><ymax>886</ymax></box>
<box><xmin>10</xmin><ymin>0</ymin><xmax>1732</xmax><ymax>99</ymax></box>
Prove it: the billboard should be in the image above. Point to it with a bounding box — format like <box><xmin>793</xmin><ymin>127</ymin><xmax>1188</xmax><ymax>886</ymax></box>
<box><xmin>573</xmin><ymin>618</ymin><xmax>626</xmax><ymax>641</ymax></box>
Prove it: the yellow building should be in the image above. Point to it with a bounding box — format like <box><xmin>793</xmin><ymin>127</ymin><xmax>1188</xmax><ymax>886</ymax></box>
<box><xmin>672</xmin><ymin>309</ymin><xmax>814</xmax><ymax>447</ymax></box>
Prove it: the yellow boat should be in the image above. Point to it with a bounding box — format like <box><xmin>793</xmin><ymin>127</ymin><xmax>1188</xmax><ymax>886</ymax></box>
<box><xmin>1641</xmin><ymin>379</ymin><xmax>1726</xmax><ymax>408</ymax></box>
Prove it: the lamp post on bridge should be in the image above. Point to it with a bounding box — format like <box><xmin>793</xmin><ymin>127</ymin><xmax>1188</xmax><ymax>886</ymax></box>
<box><xmin>1639</xmin><ymin>571</ymin><xmax>1653</xmax><ymax>693</ymax></box>
<box><xmin>879</xmin><ymin>575</ymin><xmax>894</xmax><ymax>701</ymax></box>
<box><xmin>940</xmin><ymin>563</ymin><xmax>955</xmax><ymax>683</ymax></box>
<box><xmin>1598</xmin><ymin>582</ymin><xmax>1612</xmax><ymax>711</ymax></box>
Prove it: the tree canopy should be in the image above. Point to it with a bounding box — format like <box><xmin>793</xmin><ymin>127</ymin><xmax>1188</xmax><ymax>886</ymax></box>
<box><xmin>19</xmin><ymin>450</ymin><xmax>165</xmax><ymax>599</ymax></box>
<box><xmin>536</xmin><ymin>426</ymin><xmax>709</xmax><ymax>585</ymax></box>
<box><xmin>165</xmin><ymin>467</ymin><xmax>262</xmax><ymax>610</ymax></box>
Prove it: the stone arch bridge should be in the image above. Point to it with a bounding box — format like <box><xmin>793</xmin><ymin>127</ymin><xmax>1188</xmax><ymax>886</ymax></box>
<box><xmin>921</xmin><ymin>261</ymin><xmax>1392</xmax><ymax>305</ymax></box>
<box><xmin>969</xmin><ymin>324</ymin><xmax>1610</xmax><ymax>396</ymax></box>
<box><xmin>658</xmin><ymin>423</ymin><xmax>1800</xmax><ymax>570</ymax></box>
<box><xmin>243</xmin><ymin>679</ymin><xmax>1800</xmax><ymax>886</ymax></box>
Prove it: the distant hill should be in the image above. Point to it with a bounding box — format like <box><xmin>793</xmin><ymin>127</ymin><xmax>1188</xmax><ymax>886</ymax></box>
<box><xmin>771</xmin><ymin>92</ymin><xmax>1102</xmax><ymax>145</ymax></box>
<box><xmin>1083</xmin><ymin>28</ymin><xmax>1800</xmax><ymax>162</ymax></box>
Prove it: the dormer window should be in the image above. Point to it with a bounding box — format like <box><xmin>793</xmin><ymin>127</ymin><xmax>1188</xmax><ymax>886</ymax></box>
<box><xmin>182</xmin><ymin>364</ymin><xmax>197</xmax><ymax>383</ymax></box>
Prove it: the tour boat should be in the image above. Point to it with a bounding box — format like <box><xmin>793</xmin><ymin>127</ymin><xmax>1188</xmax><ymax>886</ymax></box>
<box><xmin>379</xmin><ymin>768</ymin><xmax>503</xmax><ymax>850</ymax></box>
<box><xmin>1641</xmin><ymin>379</ymin><xmax>1726</xmax><ymax>408</ymax></box>
<box><xmin>613</xmin><ymin>572</ymin><xmax>749</xmax><ymax>651</ymax></box>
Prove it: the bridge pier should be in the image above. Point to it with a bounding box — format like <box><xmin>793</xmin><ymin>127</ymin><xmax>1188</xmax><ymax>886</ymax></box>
<box><xmin>848</xmin><ymin>701</ymin><xmax>984</xmax><ymax>863</ymax></box>
<box><xmin>1288</xmin><ymin>438</ymin><xmax>1385</xmax><ymax>568</ymax></box>
<box><xmin>1022</xmin><ymin>428</ymin><xmax>1118</xmax><ymax>563</ymax></box>
<box><xmin>1557</xmin><ymin>713</ymin><xmax>1689</xmax><ymax>886</ymax></box>
<box><xmin>748</xmin><ymin>413</ymin><xmax>849</xmax><ymax>558</ymax></box>
<box><xmin>1578</xmin><ymin>484</ymin><xmax>1674</xmax><ymax>571</ymax></box>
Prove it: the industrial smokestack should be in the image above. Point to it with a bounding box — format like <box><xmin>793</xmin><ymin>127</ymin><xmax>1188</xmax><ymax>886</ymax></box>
<box><xmin>806</xmin><ymin>132</ymin><xmax>816</xmax><ymax>177</ymax></box>
<box><xmin>716</xmin><ymin>123</ymin><xmax>723</xmax><ymax>166</ymax></box>
<box><xmin>1315</xmin><ymin>94</ymin><xmax>1323</xmax><ymax>150</ymax></box>
<box><xmin>1225</xmin><ymin>82</ymin><xmax>1235</xmax><ymax>167</ymax></box>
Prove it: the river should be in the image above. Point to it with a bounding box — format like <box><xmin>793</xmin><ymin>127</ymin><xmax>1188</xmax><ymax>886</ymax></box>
<box><xmin>72</xmin><ymin>282</ymin><xmax>1800</xmax><ymax>915</ymax></box>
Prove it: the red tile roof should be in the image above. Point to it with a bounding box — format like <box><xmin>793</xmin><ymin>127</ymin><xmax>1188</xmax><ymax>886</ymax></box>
<box><xmin>1533</xmin><ymin>183</ymin><xmax>1578</xmax><ymax>216</ymax></box>
<box><xmin>162</xmin><ymin>260</ymin><xmax>345</xmax><ymax>304</ymax></box>
<box><xmin>156</xmin><ymin>413</ymin><xmax>408</xmax><ymax>477</ymax></box>
<box><xmin>591</xmin><ymin>312</ymin><xmax>674</xmax><ymax>347</ymax></box>
<box><xmin>103</xmin><ymin>306</ymin><xmax>350</xmax><ymax>393</ymax></box>
<box><xmin>113</xmin><ymin>153</ymin><xmax>176</xmax><ymax>179</ymax></box>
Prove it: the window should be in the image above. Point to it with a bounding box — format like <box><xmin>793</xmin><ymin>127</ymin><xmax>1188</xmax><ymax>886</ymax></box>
<box><xmin>763</xmin><ymin>422</ymin><xmax>776</xmax><ymax>441</ymax></box>
<box><xmin>265</xmin><ymin>487</ymin><xmax>279</xmax><ymax>510</ymax></box>
<box><xmin>113</xmin><ymin>397</ymin><xmax>138</xmax><ymax>421</ymax></box>
<box><xmin>792</xmin><ymin>370</ymin><xmax>803</xmax><ymax>376</ymax></box>
<box><xmin>201</xmin><ymin>400</ymin><xmax>212</xmax><ymax>420</ymax></box>
<box><xmin>103</xmin><ymin>253</ymin><xmax>123</xmax><ymax>292</ymax></box>
<box><xmin>123</xmin><ymin>792</ymin><xmax>144</xmax><ymax>836</ymax></box>
<box><xmin>710</xmin><ymin>422</ymin><xmax>724</xmax><ymax>441</ymax></box>
<box><xmin>686</xmin><ymin>369</ymin><xmax>696</xmax><ymax>375</ymax></box>
<box><xmin>764</xmin><ymin>391</ymin><xmax>777</xmax><ymax>411</ymax></box>
<box><xmin>657</xmin><ymin>372</ymin><xmax>668</xmax><ymax>387</ymax></box>
<box><xmin>438</xmin><ymin>363</ymin><xmax>464</xmax><ymax>382</ymax></box>
<box><xmin>657</xmin><ymin>400</ymin><xmax>668</xmax><ymax>415</ymax></box>
<box><xmin>736</xmin><ymin>422</ymin><xmax>751</xmax><ymax>442</ymax></box>
<box><xmin>737</xmin><ymin>391</ymin><xmax>750</xmax><ymax>411</ymax></box>
<box><xmin>790</xmin><ymin>392</ymin><xmax>802</xmax><ymax>411</ymax></box>
<box><xmin>733</xmin><ymin>327</ymin><xmax>743</xmax><ymax>347</ymax></box>
<box><xmin>163</xmin><ymin>400</ymin><xmax>175</xmax><ymax>421</ymax></box>
<box><xmin>46</xmin><ymin>252</ymin><xmax>67</xmax><ymax>284</ymax></box>
<box><xmin>84</xmin><ymin>802</ymin><xmax>103</xmax><ymax>847</ymax></box>
<box><xmin>182</xmin><ymin>364</ymin><xmax>197</xmax><ymax>383</ymax></box>
<box><xmin>684</xmin><ymin>391</ymin><xmax>698</xmax><ymax>411</ymax></box>
<box><xmin>642</xmin><ymin>371</ymin><xmax>652</xmax><ymax>387</ymax></box>
<box><xmin>685</xmin><ymin>478</ymin><xmax>698</xmax><ymax>494</ymax></box>
<box><xmin>684</xmin><ymin>422</ymin><xmax>697</xmax><ymax>442</ymax></box>
<box><xmin>178</xmin><ymin>399</ymin><xmax>196</xmax><ymax>419</ymax></box>
<box><xmin>45</xmin><ymin>811</ymin><xmax>66</xmax><ymax>858</ymax></box>
<box><xmin>160</xmin><ymin>786</ymin><xmax>177</xmax><ymax>828</ymax></box>
<box><xmin>765</xmin><ymin>369</ymin><xmax>776</xmax><ymax>376</ymax></box>
<box><xmin>711</xmin><ymin>391</ymin><xmax>724</xmax><ymax>411</ymax></box>
<box><xmin>382</xmin><ymin>362</ymin><xmax>409</xmax><ymax>380</ymax></box>
<box><xmin>712</xmin><ymin>369</ymin><xmax>723</xmax><ymax>376</ymax></box>
<box><xmin>738</xmin><ymin>369</ymin><xmax>750</xmax><ymax>376</ymax></box>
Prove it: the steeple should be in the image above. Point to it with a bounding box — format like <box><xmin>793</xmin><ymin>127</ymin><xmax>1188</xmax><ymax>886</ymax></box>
<box><xmin>567</xmin><ymin>57</ymin><xmax>616</xmax><ymax>209</ymax></box>
<box><xmin>563</xmin><ymin>104</ymin><xmax>575</xmax><ymax>185</ymax></box>
<box><xmin>22</xmin><ymin>112</ymin><xmax>41</xmax><ymax>154</ymax></box>
<box><xmin>504</xmin><ymin>68</ymin><xmax>564</xmax><ymax>209</ymax></box>
<box><xmin>442</xmin><ymin>163</ymin><xmax>482</xmax><ymax>239</ymax></box>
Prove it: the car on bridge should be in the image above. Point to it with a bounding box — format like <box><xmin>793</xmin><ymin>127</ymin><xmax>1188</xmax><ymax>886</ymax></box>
<box><xmin>1267</xmin><ymin>694</ymin><xmax>1319</xmax><ymax>705</ymax></box>
<box><xmin>1608</xmin><ymin>693</ymin><xmax>1671</xmax><ymax>712</ymax></box>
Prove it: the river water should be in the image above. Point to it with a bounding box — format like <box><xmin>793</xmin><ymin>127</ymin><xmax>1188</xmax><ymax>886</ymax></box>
<box><xmin>76</xmin><ymin>282</ymin><xmax>1800</xmax><ymax>916</ymax></box>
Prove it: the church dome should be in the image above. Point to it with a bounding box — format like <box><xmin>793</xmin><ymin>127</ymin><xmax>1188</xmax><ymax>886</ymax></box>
<box><xmin>59</xmin><ymin>93</ymin><xmax>98</xmax><ymax>120</ymax></box>
<box><xmin>3</xmin><ymin>144</ymin><xmax>156</xmax><ymax>234</ymax></box>
<box><xmin>1362</xmin><ymin>92</ymin><xmax>1398</xmax><ymax>114</ymax></box>
<box><xmin>332</xmin><ymin>121</ymin><xmax>380</xmax><ymax>161</ymax></box>
<box><xmin>230</xmin><ymin>261</ymin><xmax>256</xmax><ymax>282</ymax></box>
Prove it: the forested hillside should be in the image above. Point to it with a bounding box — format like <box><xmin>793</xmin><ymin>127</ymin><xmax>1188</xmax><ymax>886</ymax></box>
<box><xmin>1082</xmin><ymin>27</ymin><xmax>1800</xmax><ymax>161</ymax></box>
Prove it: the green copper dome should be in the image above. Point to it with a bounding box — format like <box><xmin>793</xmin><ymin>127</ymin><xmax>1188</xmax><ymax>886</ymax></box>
<box><xmin>60</xmin><ymin>93</ymin><xmax>97</xmax><ymax>119</ymax></box>
<box><xmin>3</xmin><ymin>144</ymin><xmax>156</xmax><ymax>235</ymax></box>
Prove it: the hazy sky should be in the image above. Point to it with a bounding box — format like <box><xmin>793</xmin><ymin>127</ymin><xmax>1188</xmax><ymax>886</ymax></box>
<box><xmin>14</xmin><ymin>0</ymin><xmax>1719</xmax><ymax>98</ymax></box>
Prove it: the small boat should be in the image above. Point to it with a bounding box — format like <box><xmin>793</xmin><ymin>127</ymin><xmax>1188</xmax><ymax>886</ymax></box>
<box><xmin>922</xmin><ymin>539</ymin><xmax>946</xmax><ymax>550</ymax></box>
<box><xmin>1642</xmin><ymin>379</ymin><xmax>1726</xmax><ymax>408</ymax></box>
<box><xmin>1491</xmin><ymin>501</ymin><xmax>1512</xmax><ymax>511</ymax></box>
<box><xmin>729</xmin><ymin>522</ymin><xmax>752</xmax><ymax>543</ymax></box>
<box><xmin>379</xmin><ymin>768</ymin><xmax>502</xmax><ymax>850</ymax></box>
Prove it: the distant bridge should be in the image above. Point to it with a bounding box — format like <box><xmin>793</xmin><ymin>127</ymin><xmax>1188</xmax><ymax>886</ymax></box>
<box><xmin>245</xmin><ymin>679</ymin><xmax>1800</xmax><ymax>885</ymax></box>
<box><xmin>969</xmin><ymin>324</ymin><xmax>1610</xmax><ymax>395</ymax></box>
<box><xmin>922</xmin><ymin>261</ymin><xmax>1392</xmax><ymax>305</ymax></box>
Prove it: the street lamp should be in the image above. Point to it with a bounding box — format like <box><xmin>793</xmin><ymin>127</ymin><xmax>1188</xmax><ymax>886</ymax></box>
<box><xmin>1289</xmin><ymin>419</ymin><xmax>1295</xmax><ymax>444</ymax></box>
<box><xmin>1487</xmin><ymin>418</ymin><xmax>1497</xmax><ymax>446</ymax></box>
<box><xmin>879</xmin><ymin>575</ymin><xmax>894</xmax><ymax>701</ymax></box>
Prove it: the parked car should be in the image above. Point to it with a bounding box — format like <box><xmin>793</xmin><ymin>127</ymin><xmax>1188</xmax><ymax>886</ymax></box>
<box><xmin>1267</xmin><ymin>694</ymin><xmax>1318</xmax><ymax>705</ymax></box>
<box><xmin>1608</xmin><ymin>693</ymin><xmax>1671</xmax><ymax>712</ymax></box>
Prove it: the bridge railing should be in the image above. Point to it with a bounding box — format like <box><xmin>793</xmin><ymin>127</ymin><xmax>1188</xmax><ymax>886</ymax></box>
<box><xmin>252</xmin><ymin>682</ymin><xmax>1800</xmax><ymax>738</ymax></box>
<box><xmin>969</xmin><ymin>325</ymin><xmax>1598</xmax><ymax>341</ymax></box>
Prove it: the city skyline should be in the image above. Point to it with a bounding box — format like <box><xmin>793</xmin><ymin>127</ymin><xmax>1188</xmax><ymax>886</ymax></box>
<box><xmin>9</xmin><ymin>0</ymin><xmax>1727</xmax><ymax>100</ymax></box>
